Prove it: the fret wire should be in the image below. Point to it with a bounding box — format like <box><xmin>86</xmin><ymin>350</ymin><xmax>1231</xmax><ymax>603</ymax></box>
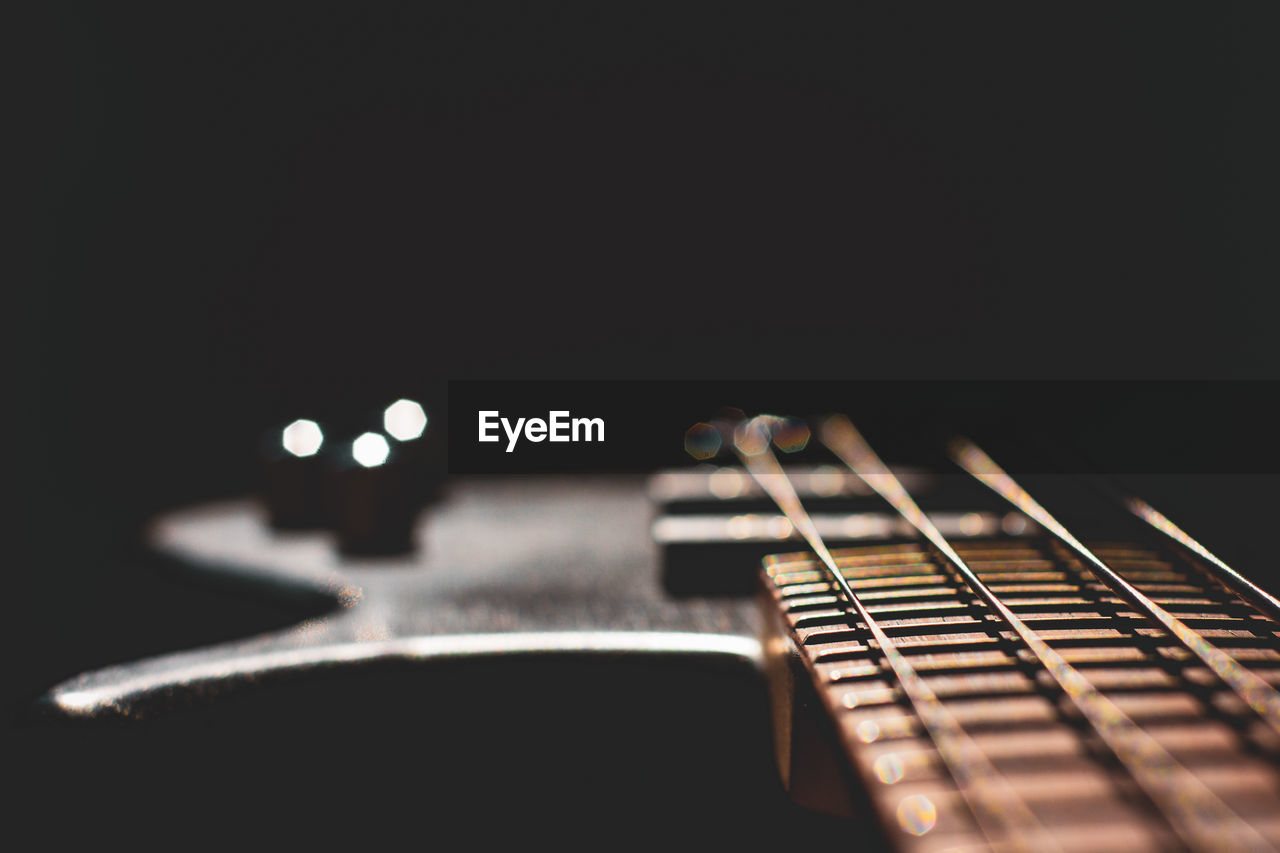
<box><xmin>1126</xmin><ymin>495</ymin><xmax>1280</xmax><ymax>621</ymax></box>
<box><xmin>730</xmin><ymin>417</ymin><xmax>1055</xmax><ymax>852</ymax></box>
<box><xmin>820</xmin><ymin>414</ymin><xmax>1270</xmax><ymax>853</ymax></box>
<box><xmin>951</xmin><ymin>438</ymin><xmax>1280</xmax><ymax>742</ymax></box>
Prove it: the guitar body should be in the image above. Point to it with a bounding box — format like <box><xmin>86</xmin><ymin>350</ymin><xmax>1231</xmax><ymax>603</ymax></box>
<box><xmin>34</xmin><ymin>474</ymin><xmax>866</xmax><ymax>847</ymax></box>
<box><xmin>48</xmin><ymin>476</ymin><xmax>760</xmax><ymax>717</ymax></box>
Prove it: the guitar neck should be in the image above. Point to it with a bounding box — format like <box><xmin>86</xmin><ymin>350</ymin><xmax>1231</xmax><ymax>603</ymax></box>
<box><xmin>761</xmin><ymin>535</ymin><xmax>1280</xmax><ymax>851</ymax></box>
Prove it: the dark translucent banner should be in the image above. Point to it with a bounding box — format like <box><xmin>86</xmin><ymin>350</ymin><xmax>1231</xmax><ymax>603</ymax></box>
<box><xmin>444</xmin><ymin>380</ymin><xmax>1280</xmax><ymax>475</ymax></box>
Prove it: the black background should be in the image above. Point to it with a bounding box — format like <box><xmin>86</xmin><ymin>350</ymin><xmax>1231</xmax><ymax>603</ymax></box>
<box><xmin>17</xmin><ymin>2</ymin><xmax>1280</xmax><ymax>845</ymax></box>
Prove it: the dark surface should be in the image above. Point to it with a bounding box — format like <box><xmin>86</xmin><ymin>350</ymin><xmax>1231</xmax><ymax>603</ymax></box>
<box><xmin>23</xmin><ymin>657</ymin><xmax>863</xmax><ymax>847</ymax></box>
<box><xmin>17</xmin><ymin>2</ymin><xmax>1280</xmax><ymax>845</ymax></box>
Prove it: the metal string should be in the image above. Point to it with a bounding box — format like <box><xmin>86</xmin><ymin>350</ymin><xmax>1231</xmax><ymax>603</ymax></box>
<box><xmin>951</xmin><ymin>438</ymin><xmax>1280</xmax><ymax>742</ymax></box>
<box><xmin>732</xmin><ymin>416</ymin><xmax>1056</xmax><ymax>852</ymax></box>
<box><xmin>1124</xmin><ymin>494</ymin><xmax>1280</xmax><ymax>622</ymax></box>
<box><xmin>820</xmin><ymin>415</ymin><xmax>1271</xmax><ymax>852</ymax></box>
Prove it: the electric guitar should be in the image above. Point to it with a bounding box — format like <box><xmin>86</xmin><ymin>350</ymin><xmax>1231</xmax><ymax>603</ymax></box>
<box><xmin>36</xmin><ymin>412</ymin><xmax>1280</xmax><ymax>851</ymax></box>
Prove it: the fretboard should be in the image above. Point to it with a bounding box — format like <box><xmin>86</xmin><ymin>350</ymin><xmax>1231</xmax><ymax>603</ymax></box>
<box><xmin>762</xmin><ymin>536</ymin><xmax>1280</xmax><ymax>852</ymax></box>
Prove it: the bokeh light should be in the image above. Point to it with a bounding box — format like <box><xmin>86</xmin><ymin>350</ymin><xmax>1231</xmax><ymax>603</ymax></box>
<box><xmin>352</xmin><ymin>432</ymin><xmax>391</xmax><ymax>468</ymax></box>
<box><xmin>383</xmin><ymin>399</ymin><xmax>427</xmax><ymax>441</ymax></box>
<box><xmin>733</xmin><ymin>418</ymin><xmax>771</xmax><ymax>457</ymax></box>
<box><xmin>771</xmin><ymin>417</ymin><xmax>811</xmax><ymax>453</ymax></box>
<box><xmin>282</xmin><ymin>419</ymin><xmax>324</xmax><ymax>458</ymax></box>
<box><xmin>896</xmin><ymin>794</ymin><xmax>937</xmax><ymax>836</ymax></box>
<box><xmin>874</xmin><ymin>753</ymin><xmax>906</xmax><ymax>785</ymax></box>
<box><xmin>684</xmin><ymin>422</ymin><xmax>722</xmax><ymax>460</ymax></box>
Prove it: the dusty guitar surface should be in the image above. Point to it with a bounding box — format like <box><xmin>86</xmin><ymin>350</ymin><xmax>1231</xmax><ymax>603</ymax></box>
<box><xmin>45</xmin><ymin>475</ymin><xmax>762</xmax><ymax>718</ymax></box>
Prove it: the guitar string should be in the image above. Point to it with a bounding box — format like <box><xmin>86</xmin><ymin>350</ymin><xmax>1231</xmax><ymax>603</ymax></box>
<box><xmin>1124</xmin><ymin>495</ymin><xmax>1280</xmax><ymax>622</ymax></box>
<box><xmin>951</xmin><ymin>438</ymin><xmax>1280</xmax><ymax>741</ymax></box>
<box><xmin>820</xmin><ymin>414</ymin><xmax>1271</xmax><ymax>853</ymax></box>
<box><xmin>731</xmin><ymin>417</ymin><xmax>1057</xmax><ymax>852</ymax></box>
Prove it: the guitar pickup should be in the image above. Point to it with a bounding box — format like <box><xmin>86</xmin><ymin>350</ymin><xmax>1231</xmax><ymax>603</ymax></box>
<box><xmin>650</xmin><ymin>465</ymin><xmax>1038</xmax><ymax>594</ymax></box>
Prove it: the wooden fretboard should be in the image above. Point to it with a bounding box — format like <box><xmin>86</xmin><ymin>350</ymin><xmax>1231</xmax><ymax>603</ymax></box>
<box><xmin>761</xmin><ymin>537</ymin><xmax>1280</xmax><ymax>852</ymax></box>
